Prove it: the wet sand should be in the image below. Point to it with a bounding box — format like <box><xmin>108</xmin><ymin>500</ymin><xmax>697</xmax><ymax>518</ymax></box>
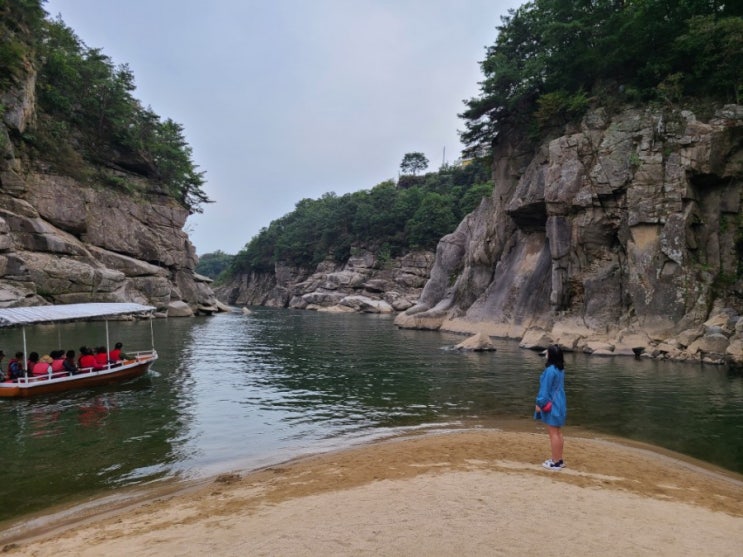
<box><xmin>2</xmin><ymin>429</ymin><xmax>742</xmax><ymax>556</ymax></box>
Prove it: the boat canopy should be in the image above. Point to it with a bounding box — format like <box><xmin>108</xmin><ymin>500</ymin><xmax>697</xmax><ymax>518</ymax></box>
<box><xmin>0</xmin><ymin>303</ymin><xmax>156</xmax><ymax>327</ymax></box>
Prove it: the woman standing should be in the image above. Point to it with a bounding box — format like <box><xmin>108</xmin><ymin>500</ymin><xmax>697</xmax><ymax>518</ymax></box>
<box><xmin>534</xmin><ymin>344</ymin><xmax>567</xmax><ymax>470</ymax></box>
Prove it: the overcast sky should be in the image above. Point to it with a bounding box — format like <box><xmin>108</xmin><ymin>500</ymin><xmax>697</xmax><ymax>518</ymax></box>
<box><xmin>43</xmin><ymin>0</ymin><xmax>523</xmax><ymax>255</ymax></box>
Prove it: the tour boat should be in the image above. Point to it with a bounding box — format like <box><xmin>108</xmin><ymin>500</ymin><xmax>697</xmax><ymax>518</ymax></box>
<box><xmin>0</xmin><ymin>303</ymin><xmax>158</xmax><ymax>398</ymax></box>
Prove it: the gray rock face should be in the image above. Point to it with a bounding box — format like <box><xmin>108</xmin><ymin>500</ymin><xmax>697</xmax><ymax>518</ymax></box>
<box><xmin>219</xmin><ymin>250</ymin><xmax>434</xmax><ymax>315</ymax></box>
<box><xmin>0</xmin><ymin>69</ymin><xmax>218</xmax><ymax>313</ymax></box>
<box><xmin>396</xmin><ymin>104</ymin><xmax>743</xmax><ymax>366</ymax></box>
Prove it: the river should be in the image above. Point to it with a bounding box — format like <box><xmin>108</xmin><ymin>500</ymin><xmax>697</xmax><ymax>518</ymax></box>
<box><xmin>1</xmin><ymin>307</ymin><xmax>741</xmax><ymax>524</ymax></box>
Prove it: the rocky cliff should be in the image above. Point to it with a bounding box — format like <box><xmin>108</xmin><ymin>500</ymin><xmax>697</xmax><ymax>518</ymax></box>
<box><xmin>0</xmin><ymin>69</ymin><xmax>219</xmax><ymax>315</ymax></box>
<box><xmin>219</xmin><ymin>250</ymin><xmax>433</xmax><ymax>314</ymax></box>
<box><xmin>396</xmin><ymin>104</ymin><xmax>743</xmax><ymax>366</ymax></box>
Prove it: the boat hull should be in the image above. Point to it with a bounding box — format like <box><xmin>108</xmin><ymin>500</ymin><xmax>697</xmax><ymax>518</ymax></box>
<box><xmin>0</xmin><ymin>354</ymin><xmax>156</xmax><ymax>398</ymax></box>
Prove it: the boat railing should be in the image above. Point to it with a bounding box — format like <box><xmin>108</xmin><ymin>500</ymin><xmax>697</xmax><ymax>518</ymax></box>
<box><xmin>10</xmin><ymin>349</ymin><xmax>158</xmax><ymax>385</ymax></box>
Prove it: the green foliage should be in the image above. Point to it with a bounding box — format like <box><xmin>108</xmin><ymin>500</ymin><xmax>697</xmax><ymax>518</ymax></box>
<box><xmin>195</xmin><ymin>250</ymin><xmax>235</xmax><ymax>281</ymax></box>
<box><xmin>0</xmin><ymin>6</ymin><xmax>212</xmax><ymax>214</ymax></box>
<box><xmin>229</xmin><ymin>159</ymin><xmax>493</xmax><ymax>276</ymax></box>
<box><xmin>406</xmin><ymin>192</ymin><xmax>457</xmax><ymax>249</ymax></box>
<box><xmin>459</xmin><ymin>182</ymin><xmax>492</xmax><ymax>214</ymax></box>
<box><xmin>400</xmin><ymin>152</ymin><xmax>429</xmax><ymax>175</ymax></box>
<box><xmin>534</xmin><ymin>90</ymin><xmax>589</xmax><ymax>129</ymax></box>
<box><xmin>675</xmin><ymin>15</ymin><xmax>743</xmax><ymax>103</ymax></box>
<box><xmin>461</xmin><ymin>0</ymin><xmax>743</xmax><ymax>157</ymax></box>
<box><xmin>0</xmin><ymin>0</ymin><xmax>45</xmax><ymax>88</ymax></box>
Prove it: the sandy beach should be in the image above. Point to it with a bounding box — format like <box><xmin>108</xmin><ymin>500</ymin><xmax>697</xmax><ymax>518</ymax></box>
<box><xmin>2</xmin><ymin>428</ymin><xmax>742</xmax><ymax>556</ymax></box>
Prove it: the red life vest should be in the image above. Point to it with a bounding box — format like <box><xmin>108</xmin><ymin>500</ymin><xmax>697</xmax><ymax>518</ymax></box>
<box><xmin>79</xmin><ymin>354</ymin><xmax>97</xmax><ymax>371</ymax></box>
<box><xmin>32</xmin><ymin>361</ymin><xmax>51</xmax><ymax>376</ymax></box>
<box><xmin>94</xmin><ymin>352</ymin><xmax>108</xmax><ymax>369</ymax></box>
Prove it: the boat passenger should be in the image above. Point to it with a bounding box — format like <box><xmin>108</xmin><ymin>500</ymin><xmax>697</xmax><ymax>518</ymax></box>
<box><xmin>78</xmin><ymin>348</ymin><xmax>97</xmax><ymax>372</ymax></box>
<box><xmin>27</xmin><ymin>352</ymin><xmax>39</xmax><ymax>375</ymax></box>
<box><xmin>7</xmin><ymin>352</ymin><xmax>24</xmax><ymax>381</ymax></box>
<box><xmin>32</xmin><ymin>354</ymin><xmax>53</xmax><ymax>377</ymax></box>
<box><xmin>51</xmin><ymin>350</ymin><xmax>66</xmax><ymax>374</ymax></box>
<box><xmin>63</xmin><ymin>350</ymin><xmax>78</xmax><ymax>374</ymax></box>
<box><xmin>109</xmin><ymin>342</ymin><xmax>125</xmax><ymax>362</ymax></box>
<box><xmin>94</xmin><ymin>346</ymin><xmax>109</xmax><ymax>369</ymax></box>
<box><xmin>77</xmin><ymin>346</ymin><xmax>88</xmax><ymax>368</ymax></box>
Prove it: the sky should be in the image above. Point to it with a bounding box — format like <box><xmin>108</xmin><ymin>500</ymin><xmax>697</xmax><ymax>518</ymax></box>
<box><xmin>43</xmin><ymin>0</ymin><xmax>524</xmax><ymax>256</ymax></box>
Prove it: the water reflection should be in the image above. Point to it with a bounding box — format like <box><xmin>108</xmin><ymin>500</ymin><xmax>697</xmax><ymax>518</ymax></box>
<box><xmin>0</xmin><ymin>308</ymin><xmax>741</xmax><ymax>524</ymax></box>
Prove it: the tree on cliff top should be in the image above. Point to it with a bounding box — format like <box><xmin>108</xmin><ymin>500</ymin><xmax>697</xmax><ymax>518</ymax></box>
<box><xmin>460</xmin><ymin>0</ymin><xmax>743</xmax><ymax>157</ymax></box>
<box><xmin>400</xmin><ymin>152</ymin><xmax>429</xmax><ymax>176</ymax></box>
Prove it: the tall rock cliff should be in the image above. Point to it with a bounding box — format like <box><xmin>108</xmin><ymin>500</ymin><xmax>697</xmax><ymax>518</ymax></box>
<box><xmin>396</xmin><ymin>105</ymin><xmax>743</xmax><ymax>365</ymax></box>
<box><xmin>0</xmin><ymin>68</ymin><xmax>218</xmax><ymax>315</ymax></box>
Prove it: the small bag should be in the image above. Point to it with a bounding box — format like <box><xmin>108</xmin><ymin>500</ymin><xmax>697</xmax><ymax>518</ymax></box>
<box><xmin>542</xmin><ymin>401</ymin><xmax>552</xmax><ymax>413</ymax></box>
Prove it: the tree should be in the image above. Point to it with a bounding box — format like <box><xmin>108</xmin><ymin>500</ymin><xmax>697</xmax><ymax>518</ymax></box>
<box><xmin>195</xmin><ymin>250</ymin><xmax>234</xmax><ymax>280</ymax></box>
<box><xmin>406</xmin><ymin>192</ymin><xmax>457</xmax><ymax>249</ymax></box>
<box><xmin>31</xmin><ymin>15</ymin><xmax>212</xmax><ymax>214</ymax></box>
<box><xmin>460</xmin><ymin>1</ymin><xmax>743</xmax><ymax>157</ymax></box>
<box><xmin>226</xmin><ymin>162</ymin><xmax>492</xmax><ymax>277</ymax></box>
<box><xmin>400</xmin><ymin>152</ymin><xmax>429</xmax><ymax>175</ymax></box>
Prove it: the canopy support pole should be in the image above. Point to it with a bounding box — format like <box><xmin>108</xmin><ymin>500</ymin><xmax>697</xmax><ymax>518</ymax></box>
<box><xmin>22</xmin><ymin>327</ymin><xmax>27</xmax><ymax>377</ymax></box>
<box><xmin>150</xmin><ymin>318</ymin><xmax>155</xmax><ymax>352</ymax></box>
<box><xmin>105</xmin><ymin>319</ymin><xmax>111</xmax><ymax>358</ymax></box>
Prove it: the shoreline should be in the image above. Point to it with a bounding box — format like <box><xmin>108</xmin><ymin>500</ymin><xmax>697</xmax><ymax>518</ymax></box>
<box><xmin>2</xmin><ymin>428</ymin><xmax>742</xmax><ymax>556</ymax></box>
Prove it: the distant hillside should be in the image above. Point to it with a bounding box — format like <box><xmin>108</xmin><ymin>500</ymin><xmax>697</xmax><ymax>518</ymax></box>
<box><xmin>226</xmin><ymin>158</ymin><xmax>492</xmax><ymax>277</ymax></box>
<box><xmin>213</xmin><ymin>157</ymin><xmax>493</xmax><ymax>312</ymax></box>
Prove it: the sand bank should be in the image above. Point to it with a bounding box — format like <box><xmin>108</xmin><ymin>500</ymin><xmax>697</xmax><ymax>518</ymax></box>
<box><xmin>2</xmin><ymin>429</ymin><xmax>742</xmax><ymax>556</ymax></box>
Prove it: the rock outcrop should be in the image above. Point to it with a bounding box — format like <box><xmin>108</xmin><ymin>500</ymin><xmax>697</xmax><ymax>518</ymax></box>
<box><xmin>219</xmin><ymin>250</ymin><xmax>434</xmax><ymax>314</ymax></box>
<box><xmin>0</xmin><ymin>68</ymin><xmax>218</xmax><ymax>315</ymax></box>
<box><xmin>396</xmin><ymin>105</ymin><xmax>743</xmax><ymax>366</ymax></box>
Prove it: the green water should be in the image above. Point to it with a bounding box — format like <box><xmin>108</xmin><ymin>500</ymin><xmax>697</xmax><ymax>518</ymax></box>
<box><xmin>0</xmin><ymin>308</ymin><xmax>741</xmax><ymax>524</ymax></box>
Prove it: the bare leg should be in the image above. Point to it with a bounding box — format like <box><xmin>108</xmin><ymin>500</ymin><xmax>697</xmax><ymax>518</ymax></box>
<box><xmin>547</xmin><ymin>425</ymin><xmax>563</xmax><ymax>462</ymax></box>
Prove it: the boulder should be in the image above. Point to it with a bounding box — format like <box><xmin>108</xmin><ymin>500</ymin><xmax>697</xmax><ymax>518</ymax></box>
<box><xmin>167</xmin><ymin>300</ymin><xmax>194</xmax><ymax>317</ymax></box>
<box><xmin>519</xmin><ymin>328</ymin><xmax>553</xmax><ymax>351</ymax></box>
<box><xmin>340</xmin><ymin>295</ymin><xmax>394</xmax><ymax>313</ymax></box>
<box><xmin>687</xmin><ymin>333</ymin><xmax>730</xmax><ymax>359</ymax></box>
<box><xmin>454</xmin><ymin>332</ymin><xmax>496</xmax><ymax>351</ymax></box>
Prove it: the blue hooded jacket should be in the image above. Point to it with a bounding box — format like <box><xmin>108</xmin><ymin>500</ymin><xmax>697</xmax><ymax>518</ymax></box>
<box><xmin>534</xmin><ymin>364</ymin><xmax>566</xmax><ymax>426</ymax></box>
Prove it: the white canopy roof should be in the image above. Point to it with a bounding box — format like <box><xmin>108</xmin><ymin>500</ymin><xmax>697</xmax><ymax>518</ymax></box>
<box><xmin>0</xmin><ymin>303</ymin><xmax>156</xmax><ymax>327</ymax></box>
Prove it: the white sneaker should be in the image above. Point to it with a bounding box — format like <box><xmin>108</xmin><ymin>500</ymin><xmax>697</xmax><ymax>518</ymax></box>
<box><xmin>542</xmin><ymin>459</ymin><xmax>565</xmax><ymax>470</ymax></box>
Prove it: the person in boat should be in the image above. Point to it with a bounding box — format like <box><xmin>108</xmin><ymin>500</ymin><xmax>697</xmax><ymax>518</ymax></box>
<box><xmin>109</xmin><ymin>342</ymin><xmax>126</xmax><ymax>362</ymax></box>
<box><xmin>94</xmin><ymin>346</ymin><xmax>109</xmax><ymax>369</ymax></box>
<box><xmin>63</xmin><ymin>350</ymin><xmax>78</xmax><ymax>374</ymax></box>
<box><xmin>78</xmin><ymin>347</ymin><xmax>97</xmax><ymax>372</ymax></box>
<box><xmin>27</xmin><ymin>352</ymin><xmax>39</xmax><ymax>375</ymax></box>
<box><xmin>7</xmin><ymin>352</ymin><xmax>25</xmax><ymax>380</ymax></box>
<box><xmin>32</xmin><ymin>354</ymin><xmax>53</xmax><ymax>377</ymax></box>
<box><xmin>77</xmin><ymin>346</ymin><xmax>88</xmax><ymax>368</ymax></box>
<box><xmin>51</xmin><ymin>350</ymin><xmax>66</xmax><ymax>375</ymax></box>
